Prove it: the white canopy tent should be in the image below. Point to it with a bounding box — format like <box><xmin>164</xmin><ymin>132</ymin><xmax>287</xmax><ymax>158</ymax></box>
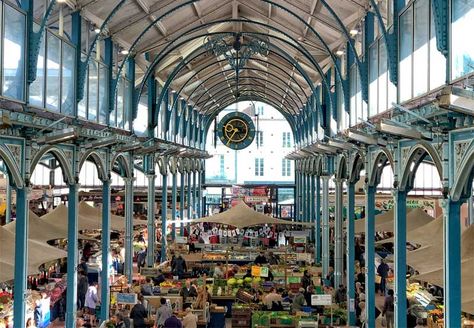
<box><xmin>190</xmin><ymin>201</ymin><xmax>313</xmax><ymax>229</ymax></box>
<box><xmin>354</xmin><ymin>208</ymin><xmax>434</xmax><ymax>234</ymax></box>
<box><xmin>0</xmin><ymin>226</ymin><xmax>67</xmax><ymax>282</ymax></box>
<box><xmin>40</xmin><ymin>203</ymin><xmax>146</xmax><ymax>231</ymax></box>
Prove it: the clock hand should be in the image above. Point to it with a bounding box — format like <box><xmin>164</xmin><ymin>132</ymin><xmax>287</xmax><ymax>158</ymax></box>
<box><xmin>226</xmin><ymin>128</ymin><xmax>239</xmax><ymax>146</ymax></box>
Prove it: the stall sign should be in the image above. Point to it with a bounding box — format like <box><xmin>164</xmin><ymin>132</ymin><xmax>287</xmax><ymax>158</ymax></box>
<box><xmin>296</xmin><ymin>253</ymin><xmax>311</xmax><ymax>262</ymax></box>
<box><xmin>311</xmin><ymin>294</ymin><xmax>332</xmax><ymax>306</ymax></box>
<box><xmin>176</xmin><ymin>236</ymin><xmax>188</xmax><ymax>244</ymax></box>
<box><xmin>251</xmin><ymin>266</ymin><xmax>261</xmax><ymax>277</ymax></box>
<box><xmin>117</xmin><ymin>293</ymin><xmax>137</xmax><ymax>304</ymax></box>
<box><xmin>244</xmin><ymin>196</ymin><xmax>268</xmax><ymax>203</ymax></box>
<box><xmin>140</xmin><ymin>267</ymin><xmax>160</xmax><ymax>277</ymax></box>
<box><xmin>259</xmin><ymin>266</ymin><xmax>269</xmax><ymax>278</ymax></box>
<box><xmin>290</xmin><ymin>231</ymin><xmax>310</xmax><ymax>237</ymax></box>
<box><xmin>294</xmin><ymin>236</ymin><xmax>306</xmax><ymax>244</ymax></box>
<box><xmin>287</xmin><ymin>276</ymin><xmax>301</xmax><ymax>283</ymax></box>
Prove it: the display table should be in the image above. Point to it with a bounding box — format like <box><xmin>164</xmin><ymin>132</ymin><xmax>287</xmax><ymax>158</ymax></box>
<box><xmin>144</xmin><ymin>295</ymin><xmax>183</xmax><ymax>313</ymax></box>
<box><xmin>212</xmin><ymin>295</ymin><xmax>235</xmax><ymax>317</ymax></box>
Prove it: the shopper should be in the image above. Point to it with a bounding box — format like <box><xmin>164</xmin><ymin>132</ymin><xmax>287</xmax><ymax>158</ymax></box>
<box><xmin>325</xmin><ymin>266</ymin><xmax>335</xmax><ymax>288</ymax></box>
<box><xmin>172</xmin><ymin>254</ymin><xmax>187</xmax><ymax>278</ymax></box>
<box><xmin>358</xmin><ymin>301</ymin><xmax>366</xmax><ymax>327</ymax></box>
<box><xmin>335</xmin><ymin>284</ymin><xmax>346</xmax><ymax>305</ymax></box>
<box><xmin>153</xmin><ymin>269</ymin><xmax>166</xmax><ymax>285</ymax></box>
<box><xmin>84</xmin><ymin>281</ymin><xmax>99</xmax><ymax>327</ymax></box>
<box><xmin>382</xmin><ymin>289</ymin><xmax>395</xmax><ymax>328</ymax></box>
<box><xmin>301</xmin><ymin>270</ymin><xmax>312</xmax><ymax>290</ymax></box>
<box><xmin>225</xmin><ymin>265</ymin><xmax>239</xmax><ymax>278</ymax></box>
<box><xmin>356</xmin><ymin>267</ymin><xmax>365</xmax><ymax>287</ymax></box>
<box><xmin>77</xmin><ymin>270</ymin><xmax>89</xmax><ymax>310</ymax></box>
<box><xmin>377</xmin><ymin>259</ymin><xmax>390</xmax><ymax>295</ymax></box>
<box><xmin>254</xmin><ymin>251</ymin><xmax>268</xmax><ymax>265</ymax></box>
<box><xmin>26</xmin><ymin>318</ymin><xmax>36</xmax><ymax>328</ymax></box>
<box><xmin>141</xmin><ymin>277</ymin><xmax>154</xmax><ymax>296</ymax></box>
<box><xmin>291</xmin><ymin>288</ymin><xmax>307</xmax><ymax>313</ymax></box>
<box><xmin>213</xmin><ymin>262</ymin><xmax>224</xmax><ymax>278</ymax></box>
<box><xmin>130</xmin><ymin>294</ymin><xmax>148</xmax><ymax>328</ymax></box>
<box><xmin>76</xmin><ymin>318</ymin><xmax>86</xmax><ymax>328</ymax></box>
<box><xmin>263</xmin><ymin>287</ymin><xmax>283</xmax><ymax>310</ymax></box>
<box><xmin>180</xmin><ymin>279</ymin><xmax>197</xmax><ymax>309</ymax></box>
<box><xmin>115</xmin><ymin>313</ymin><xmax>126</xmax><ymax>328</ymax></box>
<box><xmin>181</xmin><ymin>307</ymin><xmax>198</xmax><ymax>328</ymax></box>
<box><xmin>155</xmin><ymin>297</ymin><xmax>172</xmax><ymax>327</ymax></box>
<box><xmin>137</xmin><ymin>247</ymin><xmax>147</xmax><ymax>272</ymax></box>
<box><xmin>267</xmin><ymin>251</ymin><xmax>280</xmax><ymax>265</ymax></box>
<box><xmin>163</xmin><ymin>314</ymin><xmax>183</xmax><ymax>328</ymax></box>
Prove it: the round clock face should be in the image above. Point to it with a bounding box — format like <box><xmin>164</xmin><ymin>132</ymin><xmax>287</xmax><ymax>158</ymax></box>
<box><xmin>217</xmin><ymin>112</ymin><xmax>256</xmax><ymax>150</ymax></box>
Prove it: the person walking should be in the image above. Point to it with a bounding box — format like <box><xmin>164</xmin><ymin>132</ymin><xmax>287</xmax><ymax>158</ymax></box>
<box><xmin>77</xmin><ymin>270</ymin><xmax>89</xmax><ymax>310</ymax></box>
<box><xmin>377</xmin><ymin>259</ymin><xmax>390</xmax><ymax>295</ymax></box>
<box><xmin>181</xmin><ymin>308</ymin><xmax>198</xmax><ymax>328</ymax></box>
<box><xmin>130</xmin><ymin>294</ymin><xmax>149</xmax><ymax>328</ymax></box>
<box><xmin>84</xmin><ymin>282</ymin><xmax>99</xmax><ymax>327</ymax></box>
<box><xmin>155</xmin><ymin>297</ymin><xmax>172</xmax><ymax>328</ymax></box>
<box><xmin>382</xmin><ymin>289</ymin><xmax>395</xmax><ymax>328</ymax></box>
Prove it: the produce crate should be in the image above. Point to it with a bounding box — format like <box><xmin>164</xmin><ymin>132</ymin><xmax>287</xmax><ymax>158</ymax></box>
<box><xmin>232</xmin><ymin>308</ymin><xmax>252</xmax><ymax>327</ymax></box>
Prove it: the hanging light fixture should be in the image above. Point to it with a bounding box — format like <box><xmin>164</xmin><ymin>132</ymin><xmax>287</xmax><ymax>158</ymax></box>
<box><xmin>204</xmin><ymin>33</ymin><xmax>269</xmax><ymax>99</ymax></box>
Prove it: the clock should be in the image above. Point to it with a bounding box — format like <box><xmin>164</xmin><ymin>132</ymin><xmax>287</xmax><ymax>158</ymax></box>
<box><xmin>217</xmin><ymin>112</ymin><xmax>256</xmax><ymax>150</ymax></box>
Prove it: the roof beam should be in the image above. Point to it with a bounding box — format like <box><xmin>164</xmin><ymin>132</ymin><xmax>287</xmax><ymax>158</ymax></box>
<box><xmin>302</xmin><ymin>0</ymin><xmax>320</xmax><ymax>38</ymax></box>
<box><xmin>134</xmin><ymin>0</ymin><xmax>168</xmax><ymax>37</ymax></box>
<box><xmin>109</xmin><ymin>0</ymin><xmax>177</xmax><ymax>35</ymax></box>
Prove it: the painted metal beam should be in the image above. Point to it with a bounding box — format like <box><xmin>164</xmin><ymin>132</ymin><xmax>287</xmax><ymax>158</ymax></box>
<box><xmin>365</xmin><ymin>184</ymin><xmax>376</xmax><ymax>328</ymax></box>
<box><xmin>394</xmin><ymin>189</ymin><xmax>407</xmax><ymax>327</ymax></box>
<box><xmin>321</xmin><ymin>175</ymin><xmax>330</xmax><ymax>277</ymax></box>
<box><xmin>77</xmin><ymin>0</ymin><xmax>127</xmax><ymax>102</ymax></box>
<box><xmin>334</xmin><ymin>178</ymin><xmax>344</xmax><ymax>288</ymax></box>
<box><xmin>443</xmin><ymin>199</ymin><xmax>462</xmax><ymax>328</ymax></box>
<box><xmin>100</xmin><ymin>179</ymin><xmax>111</xmax><ymax>322</ymax></box>
<box><xmin>346</xmin><ymin>182</ymin><xmax>356</xmax><ymax>325</ymax></box>
<box><xmin>124</xmin><ymin>176</ymin><xmax>134</xmax><ymax>282</ymax></box>
<box><xmin>13</xmin><ymin>187</ymin><xmax>28</xmax><ymax>328</ymax></box>
<box><xmin>65</xmin><ymin>182</ymin><xmax>79</xmax><ymax>328</ymax></box>
<box><xmin>26</xmin><ymin>0</ymin><xmax>57</xmax><ymax>83</ymax></box>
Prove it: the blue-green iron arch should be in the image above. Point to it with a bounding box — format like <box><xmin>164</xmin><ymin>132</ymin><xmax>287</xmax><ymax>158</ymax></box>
<box><xmin>151</xmin><ymin>38</ymin><xmax>316</xmax><ymax>140</ymax></box>
<box><xmin>195</xmin><ymin>85</ymin><xmax>302</xmax><ymax>118</ymax></box>
<box><xmin>144</xmin><ymin>29</ymin><xmax>332</xmax><ymax>137</ymax></box>
<box><xmin>193</xmin><ymin>76</ymin><xmax>304</xmax><ymax>112</ymax></box>
<box><xmin>139</xmin><ymin>20</ymin><xmax>333</xmax><ymax>115</ymax></box>
<box><xmin>178</xmin><ymin>57</ymin><xmax>309</xmax><ymax>108</ymax></box>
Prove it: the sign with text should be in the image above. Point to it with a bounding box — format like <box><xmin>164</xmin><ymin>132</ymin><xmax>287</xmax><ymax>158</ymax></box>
<box><xmin>259</xmin><ymin>266</ymin><xmax>269</xmax><ymax>278</ymax></box>
<box><xmin>117</xmin><ymin>293</ymin><xmax>137</xmax><ymax>305</ymax></box>
<box><xmin>176</xmin><ymin>236</ymin><xmax>188</xmax><ymax>244</ymax></box>
<box><xmin>311</xmin><ymin>294</ymin><xmax>332</xmax><ymax>306</ymax></box>
<box><xmin>140</xmin><ymin>267</ymin><xmax>160</xmax><ymax>277</ymax></box>
<box><xmin>293</xmin><ymin>236</ymin><xmax>306</xmax><ymax>244</ymax></box>
<box><xmin>251</xmin><ymin>265</ymin><xmax>261</xmax><ymax>277</ymax></box>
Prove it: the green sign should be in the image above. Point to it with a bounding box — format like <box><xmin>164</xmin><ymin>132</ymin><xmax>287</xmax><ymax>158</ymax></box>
<box><xmin>287</xmin><ymin>276</ymin><xmax>301</xmax><ymax>283</ymax></box>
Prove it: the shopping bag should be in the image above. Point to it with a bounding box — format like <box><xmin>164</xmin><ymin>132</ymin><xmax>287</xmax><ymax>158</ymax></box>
<box><xmin>375</xmin><ymin>275</ymin><xmax>382</xmax><ymax>284</ymax></box>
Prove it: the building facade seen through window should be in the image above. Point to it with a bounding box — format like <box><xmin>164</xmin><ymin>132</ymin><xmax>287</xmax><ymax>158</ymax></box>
<box><xmin>255</xmin><ymin>158</ymin><xmax>264</xmax><ymax>176</ymax></box>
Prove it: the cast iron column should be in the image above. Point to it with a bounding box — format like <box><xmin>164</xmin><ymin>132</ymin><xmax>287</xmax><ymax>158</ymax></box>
<box><xmin>346</xmin><ymin>182</ymin><xmax>356</xmax><ymax>325</ymax></box>
<box><xmin>443</xmin><ymin>198</ymin><xmax>462</xmax><ymax>328</ymax></box>
<box><xmin>180</xmin><ymin>171</ymin><xmax>185</xmax><ymax>236</ymax></box>
<box><xmin>334</xmin><ymin>178</ymin><xmax>344</xmax><ymax>288</ymax></box>
<box><xmin>13</xmin><ymin>186</ymin><xmax>29</xmax><ymax>328</ymax></box>
<box><xmin>365</xmin><ymin>184</ymin><xmax>376</xmax><ymax>328</ymax></box>
<box><xmin>315</xmin><ymin>176</ymin><xmax>321</xmax><ymax>264</ymax></box>
<box><xmin>394</xmin><ymin>188</ymin><xmax>407</xmax><ymax>327</ymax></box>
<box><xmin>100</xmin><ymin>179</ymin><xmax>111</xmax><ymax>322</ymax></box>
<box><xmin>65</xmin><ymin>183</ymin><xmax>79</xmax><ymax>328</ymax></box>
<box><xmin>321</xmin><ymin>175</ymin><xmax>330</xmax><ymax>277</ymax></box>
<box><xmin>124</xmin><ymin>177</ymin><xmax>134</xmax><ymax>282</ymax></box>
<box><xmin>146</xmin><ymin>171</ymin><xmax>156</xmax><ymax>267</ymax></box>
